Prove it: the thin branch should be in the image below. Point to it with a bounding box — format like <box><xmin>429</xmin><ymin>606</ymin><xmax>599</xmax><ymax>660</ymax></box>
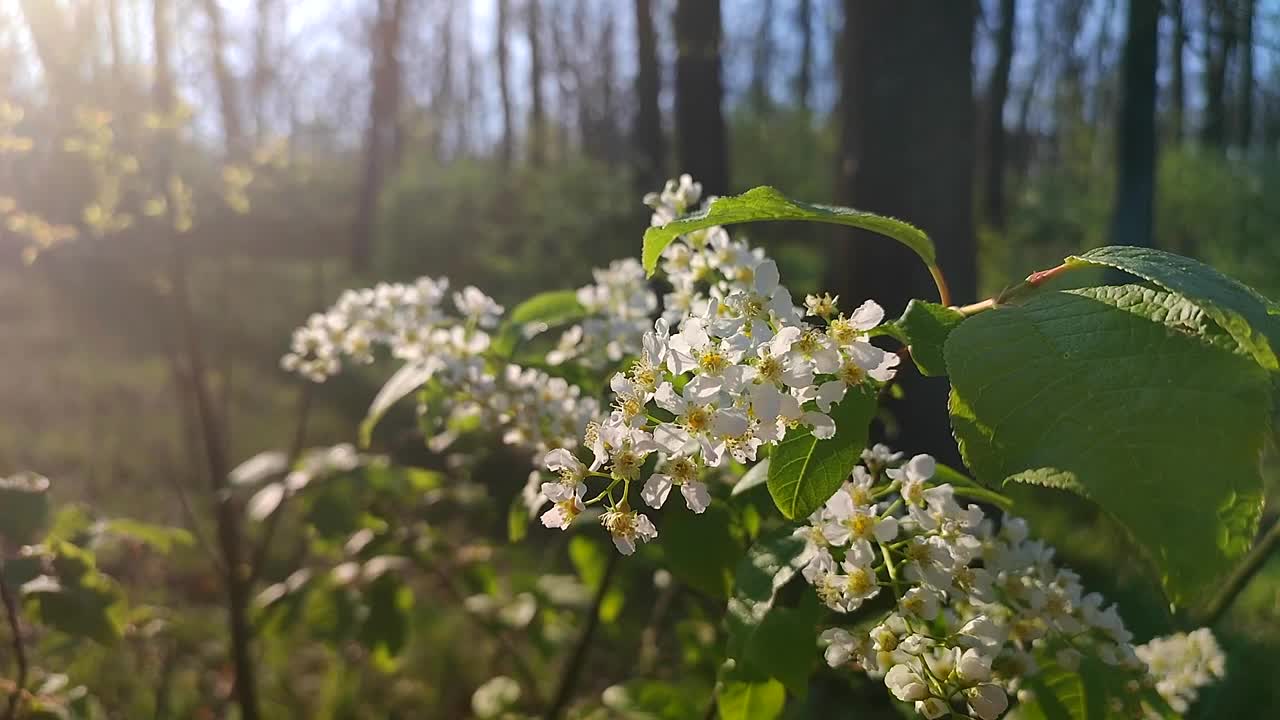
<box><xmin>247</xmin><ymin>382</ymin><xmax>314</xmax><ymax>586</ymax></box>
<box><xmin>1196</xmin><ymin>519</ymin><xmax>1280</xmax><ymax>627</ymax></box>
<box><xmin>543</xmin><ymin>551</ymin><xmax>620</xmax><ymax>720</ymax></box>
<box><xmin>0</xmin><ymin>560</ymin><xmax>28</xmax><ymax>720</ymax></box>
<box><xmin>953</xmin><ymin>261</ymin><xmax>1078</xmax><ymax>316</ymax></box>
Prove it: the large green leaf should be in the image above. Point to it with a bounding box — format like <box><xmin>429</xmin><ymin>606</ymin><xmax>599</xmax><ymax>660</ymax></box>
<box><xmin>1018</xmin><ymin>649</ymin><xmax>1179</xmax><ymax>720</ymax></box>
<box><xmin>725</xmin><ymin>532</ymin><xmax>812</xmax><ymax>694</ymax></box>
<box><xmin>896</xmin><ymin>299</ymin><xmax>966</xmax><ymax>376</ymax></box>
<box><xmin>717</xmin><ymin>676</ymin><xmax>786</xmax><ymax>720</ymax></box>
<box><xmin>359</xmin><ymin>362</ymin><xmax>437</xmax><ymax>447</ymax></box>
<box><xmin>641</xmin><ymin>186</ymin><xmax>935</xmax><ymax>276</ymax></box>
<box><xmin>1069</xmin><ymin>246</ymin><xmax>1280</xmax><ymax>371</ymax></box>
<box><xmin>767</xmin><ymin>387</ymin><xmax>876</xmax><ymax>520</ymax></box>
<box><xmin>491</xmin><ymin>289</ymin><xmax>587</xmax><ymax>357</ymax></box>
<box><xmin>946</xmin><ymin>285</ymin><xmax>1270</xmax><ymax>604</ymax></box>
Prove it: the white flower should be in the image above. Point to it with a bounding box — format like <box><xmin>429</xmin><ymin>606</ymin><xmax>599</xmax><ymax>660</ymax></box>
<box><xmin>900</xmin><ymin>586</ymin><xmax>941</xmax><ymax>621</ymax></box>
<box><xmin>956</xmin><ymin>647</ymin><xmax>993</xmax><ymax>682</ymax></box>
<box><xmin>821</xmin><ymin>491</ymin><xmax>898</xmax><ymax>546</ymax></box>
<box><xmin>915</xmin><ymin>697</ymin><xmax>950</xmax><ymax>720</ymax></box>
<box><xmin>600</xmin><ymin>509</ymin><xmax>658</xmax><ymax>555</ymax></box>
<box><xmin>885</xmin><ymin>664</ymin><xmax>929</xmax><ymax>702</ymax></box>
<box><xmin>539</xmin><ymin>485</ymin><xmax>584</xmax><ymax>530</ymax></box>
<box><xmin>453</xmin><ymin>285</ymin><xmax>504</xmax><ymax>327</ymax></box>
<box><xmin>641</xmin><ymin>455</ymin><xmax>710</xmax><ymax>513</ymax></box>
<box><xmin>964</xmin><ymin>684</ymin><xmax>1008</xmax><ymax>720</ymax></box>
<box><xmin>819</xmin><ymin>627</ymin><xmax>860</xmax><ymax>668</ymax></box>
<box><xmin>792</xmin><ymin>523</ymin><xmax>835</xmax><ymax>583</ymax></box>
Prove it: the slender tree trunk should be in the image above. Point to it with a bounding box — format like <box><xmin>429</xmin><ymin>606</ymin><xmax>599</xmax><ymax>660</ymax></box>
<box><xmin>1170</xmin><ymin>0</ymin><xmax>1185</xmax><ymax>141</ymax></box>
<box><xmin>105</xmin><ymin>0</ymin><xmax>124</xmax><ymax>88</ymax></box>
<box><xmin>1109</xmin><ymin>0</ymin><xmax>1159</xmax><ymax>250</ymax></box>
<box><xmin>984</xmin><ymin>0</ymin><xmax>1016</xmax><ymax>230</ymax></box>
<box><xmin>748</xmin><ymin>0</ymin><xmax>775</xmax><ymax>114</ymax></box>
<box><xmin>633</xmin><ymin>0</ymin><xmax>665</xmax><ymax>189</ymax></box>
<box><xmin>351</xmin><ymin>0</ymin><xmax>406</xmax><ymax>271</ymax></box>
<box><xmin>17</xmin><ymin>0</ymin><xmax>74</xmax><ymax>104</ymax></box>
<box><xmin>1238</xmin><ymin>0</ymin><xmax>1255</xmax><ymax>146</ymax></box>
<box><xmin>497</xmin><ymin>0</ymin><xmax>514</xmax><ymax>167</ymax></box>
<box><xmin>151</xmin><ymin>0</ymin><xmax>174</xmax><ymax>112</ymax></box>
<box><xmin>831</xmin><ymin>0</ymin><xmax>976</xmax><ymax>464</ymax></box>
<box><xmin>794</xmin><ymin>0</ymin><xmax>812</xmax><ymax>111</ymax></box>
<box><xmin>528</xmin><ymin>0</ymin><xmax>546</xmax><ymax>166</ymax></box>
<box><xmin>1201</xmin><ymin>0</ymin><xmax>1233</xmax><ymax>147</ymax></box>
<box><xmin>251</xmin><ymin>0</ymin><xmax>276</xmax><ymax>143</ymax></box>
<box><xmin>199</xmin><ymin>0</ymin><xmax>244</xmax><ymax>158</ymax></box>
<box><xmin>674</xmin><ymin>0</ymin><xmax>729</xmax><ymax>196</ymax></box>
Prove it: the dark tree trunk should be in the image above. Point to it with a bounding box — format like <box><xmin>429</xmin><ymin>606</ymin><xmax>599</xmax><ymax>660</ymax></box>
<box><xmin>151</xmin><ymin>0</ymin><xmax>174</xmax><ymax>112</ymax></box>
<box><xmin>497</xmin><ymin>0</ymin><xmax>514</xmax><ymax>167</ymax></box>
<box><xmin>1109</xmin><ymin>0</ymin><xmax>1159</xmax><ymax>250</ymax></box>
<box><xmin>1238</xmin><ymin>0</ymin><xmax>1255</xmax><ymax>146</ymax></box>
<box><xmin>105</xmin><ymin>0</ymin><xmax>124</xmax><ymax>87</ymax></box>
<box><xmin>674</xmin><ymin>0</ymin><xmax>729</xmax><ymax>196</ymax></box>
<box><xmin>528</xmin><ymin>0</ymin><xmax>546</xmax><ymax>166</ymax></box>
<box><xmin>984</xmin><ymin>0</ymin><xmax>1016</xmax><ymax>230</ymax></box>
<box><xmin>351</xmin><ymin>0</ymin><xmax>406</xmax><ymax>271</ymax></box>
<box><xmin>748</xmin><ymin>0</ymin><xmax>775</xmax><ymax>114</ymax></box>
<box><xmin>251</xmin><ymin>0</ymin><xmax>277</xmax><ymax>143</ymax></box>
<box><xmin>1170</xmin><ymin>0</ymin><xmax>1185</xmax><ymax>141</ymax></box>
<box><xmin>633</xmin><ymin>0</ymin><xmax>665</xmax><ymax>189</ymax></box>
<box><xmin>794</xmin><ymin>0</ymin><xmax>812</xmax><ymax>111</ymax></box>
<box><xmin>200</xmin><ymin>0</ymin><xmax>245</xmax><ymax>158</ymax></box>
<box><xmin>831</xmin><ymin>0</ymin><xmax>977</xmax><ymax>464</ymax></box>
<box><xmin>1201</xmin><ymin>0</ymin><xmax>1234</xmax><ymax>147</ymax></box>
<box><xmin>435</xmin><ymin>1</ymin><xmax>455</xmax><ymax>160</ymax></box>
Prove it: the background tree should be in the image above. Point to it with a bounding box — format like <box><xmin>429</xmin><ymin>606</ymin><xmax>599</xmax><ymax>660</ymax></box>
<box><xmin>674</xmin><ymin>0</ymin><xmax>729</xmax><ymax>195</ymax></box>
<box><xmin>633</xmin><ymin>0</ymin><xmax>665</xmax><ymax>189</ymax></box>
<box><xmin>1109</xmin><ymin>0</ymin><xmax>1159</xmax><ymax>250</ymax></box>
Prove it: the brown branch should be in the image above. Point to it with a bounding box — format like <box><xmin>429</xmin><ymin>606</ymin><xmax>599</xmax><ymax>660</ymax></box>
<box><xmin>1195</xmin><ymin>519</ymin><xmax>1280</xmax><ymax>628</ymax></box>
<box><xmin>0</xmin><ymin>559</ymin><xmax>28</xmax><ymax>720</ymax></box>
<box><xmin>543</xmin><ymin>552</ymin><xmax>620</xmax><ymax>720</ymax></box>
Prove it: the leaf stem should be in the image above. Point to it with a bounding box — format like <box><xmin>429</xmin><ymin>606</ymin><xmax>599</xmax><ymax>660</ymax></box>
<box><xmin>1195</xmin><ymin>519</ymin><xmax>1280</xmax><ymax>628</ymax></box>
<box><xmin>954</xmin><ymin>261</ymin><xmax>1079</xmax><ymax>316</ymax></box>
<box><xmin>0</xmin><ymin>558</ymin><xmax>27</xmax><ymax>720</ymax></box>
<box><xmin>928</xmin><ymin>265</ymin><xmax>952</xmax><ymax>307</ymax></box>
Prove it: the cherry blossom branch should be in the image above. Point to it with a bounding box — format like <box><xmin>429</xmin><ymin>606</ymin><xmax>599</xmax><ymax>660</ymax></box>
<box><xmin>0</xmin><ymin>559</ymin><xmax>27</xmax><ymax>720</ymax></box>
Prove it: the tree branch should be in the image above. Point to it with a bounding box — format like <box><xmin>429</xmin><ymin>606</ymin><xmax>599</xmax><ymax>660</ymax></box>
<box><xmin>1196</xmin><ymin>519</ymin><xmax>1280</xmax><ymax>627</ymax></box>
<box><xmin>543</xmin><ymin>551</ymin><xmax>620</xmax><ymax>720</ymax></box>
<box><xmin>0</xmin><ymin>559</ymin><xmax>28</xmax><ymax>720</ymax></box>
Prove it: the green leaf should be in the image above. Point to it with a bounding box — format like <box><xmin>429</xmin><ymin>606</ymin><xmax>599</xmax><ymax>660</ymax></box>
<box><xmin>359</xmin><ymin>362</ymin><xmax>437</xmax><ymax>447</ymax></box>
<box><xmin>946</xmin><ymin>285</ymin><xmax>1270</xmax><ymax>604</ymax></box>
<box><xmin>725</xmin><ymin>531</ymin><xmax>809</xmax><ymax>692</ymax></box>
<box><xmin>0</xmin><ymin>472</ymin><xmax>51</xmax><ymax>544</ymax></box>
<box><xmin>99</xmin><ymin>519</ymin><xmax>194</xmax><ymax>554</ymax></box>
<box><xmin>507</xmin><ymin>493</ymin><xmax>531</xmax><ymax>543</ymax></box>
<box><xmin>717</xmin><ymin>676</ymin><xmax>786</xmax><ymax>720</ymax></box>
<box><xmin>896</xmin><ymin>299</ymin><xmax>965</xmax><ymax>376</ymax></box>
<box><xmin>641</xmin><ymin>186</ymin><xmax>935</xmax><ymax>276</ymax></box>
<box><xmin>602</xmin><ymin>680</ymin><xmax>710</xmax><ymax>720</ymax></box>
<box><xmin>24</xmin><ymin>570</ymin><xmax>125</xmax><ymax>645</ymax></box>
<box><xmin>358</xmin><ymin>575</ymin><xmax>411</xmax><ymax>658</ymax></box>
<box><xmin>1070</xmin><ymin>245</ymin><xmax>1280</xmax><ymax>371</ymax></box>
<box><xmin>767</xmin><ymin>387</ymin><xmax>877</xmax><ymax>520</ymax></box>
<box><xmin>731</xmin><ymin>459</ymin><xmax>770</xmax><ymax>497</ymax></box>
<box><xmin>659</xmin><ymin>505</ymin><xmax>742</xmax><ymax>599</ymax></box>
<box><xmin>1018</xmin><ymin>648</ymin><xmax>1180</xmax><ymax>720</ymax></box>
<box><xmin>492</xmin><ymin>289</ymin><xmax>587</xmax><ymax>357</ymax></box>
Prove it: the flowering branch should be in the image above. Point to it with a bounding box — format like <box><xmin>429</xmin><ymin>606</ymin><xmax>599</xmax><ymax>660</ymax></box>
<box><xmin>0</xmin><ymin>559</ymin><xmax>27</xmax><ymax>720</ymax></box>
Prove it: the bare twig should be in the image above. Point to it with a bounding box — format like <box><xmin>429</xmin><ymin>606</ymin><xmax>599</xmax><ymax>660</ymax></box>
<box><xmin>247</xmin><ymin>382</ymin><xmax>314</xmax><ymax>586</ymax></box>
<box><xmin>1</xmin><ymin>560</ymin><xmax>28</xmax><ymax>720</ymax></box>
<box><xmin>543</xmin><ymin>552</ymin><xmax>620</xmax><ymax>720</ymax></box>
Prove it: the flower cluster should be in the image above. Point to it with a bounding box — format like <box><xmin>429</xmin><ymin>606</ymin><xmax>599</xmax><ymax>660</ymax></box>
<box><xmin>281</xmin><ymin>278</ymin><xmax>599</xmax><ymax>463</ymax></box>
<box><xmin>808</xmin><ymin>446</ymin><xmax>1171</xmax><ymax>720</ymax></box>
<box><xmin>539</xmin><ymin>181</ymin><xmax>900</xmax><ymax>555</ymax></box>
<box><xmin>544</xmin><ymin>258</ymin><xmax>657</xmax><ymax>368</ymax></box>
<box><xmin>1135</xmin><ymin>628</ymin><xmax>1226</xmax><ymax>713</ymax></box>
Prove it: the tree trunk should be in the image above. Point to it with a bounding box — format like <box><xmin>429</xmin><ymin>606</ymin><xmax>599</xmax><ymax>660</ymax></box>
<box><xmin>17</xmin><ymin>0</ymin><xmax>75</xmax><ymax>105</ymax></box>
<box><xmin>1201</xmin><ymin>0</ymin><xmax>1234</xmax><ymax>147</ymax></box>
<box><xmin>1170</xmin><ymin>0</ymin><xmax>1185</xmax><ymax>141</ymax></box>
<box><xmin>674</xmin><ymin>0</ymin><xmax>729</xmax><ymax>196</ymax></box>
<box><xmin>794</xmin><ymin>0</ymin><xmax>812</xmax><ymax>111</ymax></box>
<box><xmin>105</xmin><ymin>0</ymin><xmax>124</xmax><ymax>88</ymax></box>
<box><xmin>251</xmin><ymin>0</ymin><xmax>277</xmax><ymax>143</ymax></box>
<box><xmin>1237</xmin><ymin>0</ymin><xmax>1255</xmax><ymax>146</ymax></box>
<box><xmin>151</xmin><ymin>0</ymin><xmax>174</xmax><ymax>113</ymax></box>
<box><xmin>831</xmin><ymin>0</ymin><xmax>976</xmax><ymax>464</ymax></box>
<box><xmin>748</xmin><ymin>0</ymin><xmax>775</xmax><ymax>114</ymax></box>
<box><xmin>984</xmin><ymin>0</ymin><xmax>1016</xmax><ymax>230</ymax></box>
<box><xmin>199</xmin><ymin>0</ymin><xmax>245</xmax><ymax>159</ymax></box>
<box><xmin>528</xmin><ymin>0</ymin><xmax>546</xmax><ymax>166</ymax></box>
<box><xmin>497</xmin><ymin>0</ymin><xmax>514</xmax><ymax>167</ymax></box>
<box><xmin>351</xmin><ymin>0</ymin><xmax>406</xmax><ymax>271</ymax></box>
<box><xmin>633</xmin><ymin>0</ymin><xmax>665</xmax><ymax>189</ymax></box>
<box><xmin>1109</xmin><ymin>0</ymin><xmax>1159</xmax><ymax>251</ymax></box>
